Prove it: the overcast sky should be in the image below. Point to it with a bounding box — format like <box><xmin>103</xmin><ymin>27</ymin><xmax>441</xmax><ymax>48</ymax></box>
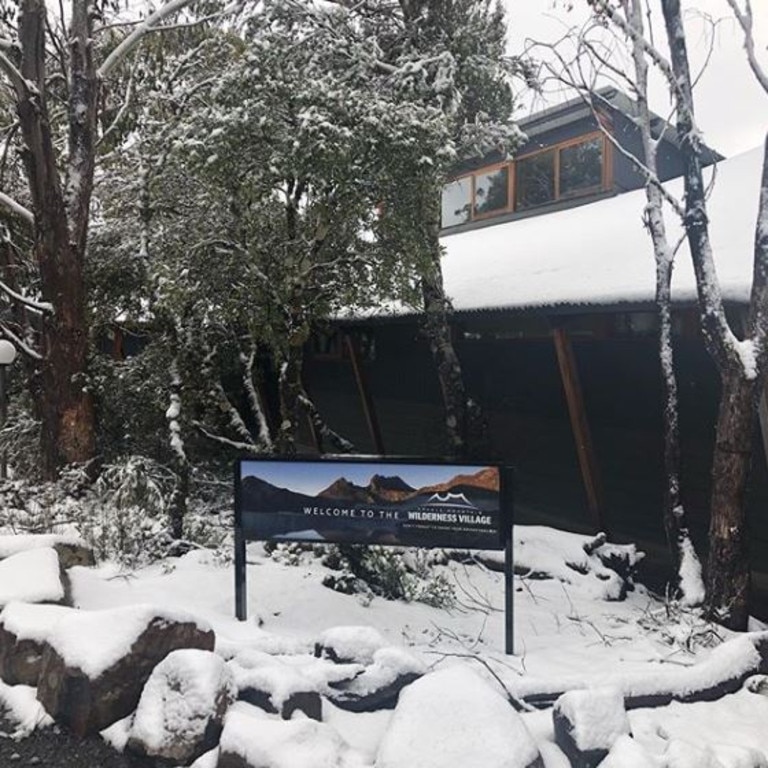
<box><xmin>504</xmin><ymin>1</ymin><xmax>768</xmax><ymax>157</ymax></box>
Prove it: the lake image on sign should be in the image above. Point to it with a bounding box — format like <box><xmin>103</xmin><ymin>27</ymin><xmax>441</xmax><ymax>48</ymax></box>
<box><xmin>238</xmin><ymin>461</ymin><xmax>503</xmax><ymax>549</ymax></box>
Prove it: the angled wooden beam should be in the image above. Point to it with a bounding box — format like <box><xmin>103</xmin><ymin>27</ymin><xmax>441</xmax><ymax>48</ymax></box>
<box><xmin>758</xmin><ymin>386</ymin><xmax>768</xmax><ymax>473</ymax></box>
<box><xmin>344</xmin><ymin>331</ymin><xmax>385</xmax><ymax>455</ymax></box>
<box><xmin>552</xmin><ymin>326</ymin><xmax>608</xmax><ymax>534</ymax></box>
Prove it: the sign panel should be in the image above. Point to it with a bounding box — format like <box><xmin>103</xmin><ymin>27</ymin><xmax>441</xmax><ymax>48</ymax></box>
<box><xmin>236</xmin><ymin>458</ymin><xmax>506</xmax><ymax>550</ymax></box>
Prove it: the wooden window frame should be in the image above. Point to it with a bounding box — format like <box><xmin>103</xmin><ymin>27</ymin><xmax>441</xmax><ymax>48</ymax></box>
<box><xmin>515</xmin><ymin>131</ymin><xmax>610</xmax><ymax>208</ymax></box>
<box><xmin>440</xmin><ymin>130</ymin><xmax>612</xmax><ymax>229</ymax></box>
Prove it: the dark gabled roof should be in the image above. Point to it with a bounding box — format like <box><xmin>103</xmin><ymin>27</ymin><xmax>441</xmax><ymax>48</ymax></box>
<box><xmin>518</xmin><ymin>85</ymin><xmax>723</xmax><ymax>163</ymax></box>
<box><xmin>452</xmin><ymin>86</ymin><xmax>722</xmax><ymax>175</ymax></box>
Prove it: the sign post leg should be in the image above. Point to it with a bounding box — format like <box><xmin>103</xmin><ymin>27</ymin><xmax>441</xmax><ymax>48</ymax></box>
<box><xmin>234</xmin><ymin>524</ymin><xmax>247</xmax><ymax>621</ymax></box>
<box><xmin>504</xmin><ymin>530</ymin><xmax>514</xmax><ymax>655</ymax></box>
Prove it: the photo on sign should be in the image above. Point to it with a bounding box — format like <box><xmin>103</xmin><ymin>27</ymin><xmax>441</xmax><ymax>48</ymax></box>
<box><xmin>236</xmin><ymin>460</ymin><xmax>504</xmax><ymax>550</ymax></box>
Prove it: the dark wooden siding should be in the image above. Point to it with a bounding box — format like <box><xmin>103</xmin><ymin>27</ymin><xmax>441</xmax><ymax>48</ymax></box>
<box><xmin>305</xmin><ymin>318</ymin><xmax>768</xmax><ymax>586</ymax></box>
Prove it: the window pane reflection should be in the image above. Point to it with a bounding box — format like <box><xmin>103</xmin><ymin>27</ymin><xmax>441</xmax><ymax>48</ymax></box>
<box><xmin>560</xmin><ymin>138</ymin><xmax>603</xmax><ymax>197</ymax></box>
<box><xmin>515</xmin><ymin>151</ymin><xmax>555</xmax><ymax>210</ymax></box>
<box><xmin>474</xmin><ymin>166</ymin><xmax>509</xmax><ymax>216</ymax></box>
<box><xmin>441</xmin><ymin>177</ymin><xmax>472</xmax><ymax>227</ymax></box>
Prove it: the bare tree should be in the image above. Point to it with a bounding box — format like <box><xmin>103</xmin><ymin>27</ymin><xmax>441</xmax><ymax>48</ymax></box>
<box><xmin>536</xmin><ymin>2</ymin><xmax>706</xmax><ymax>601</ymax></box>
<box><xmin>542</xmin><ymin>0</ymin><xmax>768</xmax><ymax>627</ymax></box>
<box><xmin>655</xmin><ymin>0</ymin><xmax>768</xmax><ymax>629</ymax></box>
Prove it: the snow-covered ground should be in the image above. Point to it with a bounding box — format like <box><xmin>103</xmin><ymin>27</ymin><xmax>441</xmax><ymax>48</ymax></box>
<box><xmin>1</xmin><ymin>526</ymin><xmax>768</xmax><ymax>766</ymax></box>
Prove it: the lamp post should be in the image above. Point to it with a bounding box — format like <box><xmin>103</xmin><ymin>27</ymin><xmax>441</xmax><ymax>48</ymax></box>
<box><xmin>0</xmin><ymin>340</ymin><xmax>17</xmax><ymax>480</ymax></box>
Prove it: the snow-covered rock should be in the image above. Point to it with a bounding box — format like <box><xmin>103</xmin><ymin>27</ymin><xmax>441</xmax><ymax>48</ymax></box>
<box><xmin>597</xmin><ymin>735</ymin><xmax>662</xmax><ymax>767</ymax></box>
<box><xmin>230</xmin><ymin>656</ymin><xmax>322</xmax><ymax>721</ymax></box>
<box><xmin>553</xmin><ymin>687</ymin><xmax>630</xmax><ymax>767</ymax></box>
<box><xmin>327</xmin><ymin>645</ymin><xmax>426</xmax><ymax>712</ymax></box>
<box><xmin>0</xmin><ymin>548</ymin><xmax>67</xmax><ymax>607</ymax></box>
<box><xmin>127</xmin><ymin>648</ymin><xmax>236</xmax><ymax>765</ymax></box>
<box><xmin>36</xmin><ymin>604</ymin><xmax>215</xmax><ymax>736</ymax></box>
<box><xmin>0</xmin><ymin>602</ymin><xmax>73</xmax><ymax>685</ymax></box>
<box><xmin>0</xmin><ymin>533</ymin><xmax>92</xmax><ymax>564</ymax></box>
<box><xmin>218</xmin><ymin>703</ymin><xmax>369</xmax><ymax>768</ymax></box>
<box><xmin>709</xmin><ymin>743</ymin><xmax>768</xmax><ymax>768</ymax></box>
<box><xmin>315</xmin><ymin>625</ymin><xmax>387</xmax><ymax>665</ymax></box>
<box><xmin>663</xmin><ymin>739</ymin><xmax>726</xmax><ymax>768</ymax></box>
<box><xmin>375</xmin><ymin>665</ymin><xmax>542</xmax><ymax>768</ymax></box>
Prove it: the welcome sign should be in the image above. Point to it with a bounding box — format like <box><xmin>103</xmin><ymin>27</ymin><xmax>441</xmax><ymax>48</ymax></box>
<box><xmin>234</xmin><ymin>456</ymin><xmax>514</xmax><ymax>653</ymax></box>
<box><xmin>236</xmin><ymin>458</ymin><xmax>508</xmax><ymax>550</ymax></box>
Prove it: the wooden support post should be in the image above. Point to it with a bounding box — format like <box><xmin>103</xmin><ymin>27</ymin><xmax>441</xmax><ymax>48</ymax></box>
<box><xmin>759</xmin><ymin>385</ymin><xmax>768</xmax><ymax>472</ymax></box>
<box><xmin>552</xmin><ymin>326</ymin><xmax>607</xmax><ymax>534</ymax></box>
<box><xmin>344</xmin><ymin>332</ymin><xmax>385</xmax><ymax>455</ymax></box>
<box><xmin>738</xmin><ymin>309</ymin><xmax>768</xmax><ymax>473</ymax></box>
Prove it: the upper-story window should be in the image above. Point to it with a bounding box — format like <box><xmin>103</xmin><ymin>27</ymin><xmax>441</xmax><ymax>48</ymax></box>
<box><xmin>441</xmin><ymin>132</ymin><xmax>609</xmax><ymax>228</ymax></box>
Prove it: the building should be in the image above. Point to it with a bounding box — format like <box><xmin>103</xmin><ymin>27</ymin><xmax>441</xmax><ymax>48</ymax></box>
<box><xmin>303</xmin><ymin>88</ymin><xmax>766</xmax><ymax>587</ymax></box>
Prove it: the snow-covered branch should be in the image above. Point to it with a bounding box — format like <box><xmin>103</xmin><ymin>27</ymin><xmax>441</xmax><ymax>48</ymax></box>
<box><xmin>581</xmin><ymin>87</ymin><xmax>685</xmax><ymax>219</ymax></box>
<box><xmin>596</xmin><ymin>3</ymin><xmax>677</xmax><ymax>91</ymax></box>
<box><xmin>0</xmin><ymin>192</ymin><xmax>33</xmax><ymax>225</ymax></box>
<box><xmin>165</xmin><ymin>361</ymin><xmax>186</xmax><ymax>462</ymax></box>
<box><xmin>0</xmin><ymin>49</ymin><xmax>27</xmax><ymax>97</ymax></box>
<box><xmin>744</xmin><ymin>135</ymin><xmax>768</xmax><ymax>354</ymax></box>
<box><xmin>193</xmin><ymin>420</ymin><xmax>264</xmax><ymax>454</ymax></box>
<box><xmin>97</xmin><ymin>65</ymin><xmax>137</xmax><ymax>147</ymax></box>
<box><xmin>239</xmin><ymin>344</ymin><xmax>273</xmax><ymax>451</ymax></box>
<box><xmin>98</xmin><ymin>0</ymin><xmax>241</xmax><ymax>79</ymax></box>
<box><xmin>0</xmin><ymin>324</ymin><xmax>41</xmax><ymax>361</ymax></box>
<box><xmin>0</xmin><ymin>280</ymin><xmax>52</xmax><ymax>314</ymax></box>
<box><xmin>298</xmin><ymin>391</ymin><xmax>354</xmax><ymax>453</ymax></box>
<box><xmin>725</xmin><ymin>0</ymin><xmax>768</xmax><ymax>95</ymax></box>
<box><xmin>0</xmin><ymin>37</ymin><xmax>14</xmax><ymax>52</ymax></box>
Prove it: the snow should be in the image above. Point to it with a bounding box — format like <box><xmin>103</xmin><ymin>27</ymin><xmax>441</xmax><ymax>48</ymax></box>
<box><xmin>0</xmin><ymin>548</ymin><xmax>64</xmax><ymax>606</ymax></box>
<box><xmin>554</xmin><ymin>686</ymin><xmax>629</xmax><ymax>750</ymax></box>
<box><xmin>480</xmin><ymin>525</ymin><xmax>643</xmax><ymax>600</ymax></box>
<box><xmin>352</xmin><ymin>646</ymin><xmax>426</xmax><ymax>695</ymax></box>
<box><xmin>0</xmin><ymin>601</ymin><xmax>72</xmax><ymax>642</ymax></box>
<box><xmin>439</xmin><ymin>148</ymin><xmax>761</xmax><ymax>313</ymax></box>
<box><xmin>0</xmin><ymin>525</ymin><xmax>767</xmax><ymax>763</ymax></box>
<box><xmin>0</xmin><ymin>533</ymin><xmax>85</xmax><ymax>559</ymax></box>
<box><xmin>599</xmin><ymin>734</ymin><xmax>662</xmax><ymax>767</ymax></box>
<box><xmin>219</xmin><ymin>703</ymin><xmax>369</xmax><ymax>767</ymax></box>
<box><xmin>678</xmin><ymin>535</ymin><xmax>705</xmax><ymax>607</ymax></box>
<box><xmin>376</xmin><ymin>665</ymin><xmax>540</xmax><ymax>768</ymax></box>
<box><xmin>129</xmin><ymin>649</ymin><xmax>235</xmax><ymax>754</ymax></box>
<box><xmin>44</xmin><ymin>603</ymin><xmax>211</xmax><ymax>678</ymax></box>
<box><xmin>0</xmin><ymin>533</ymin><xmax>85</xmax><ymax>560</ymax></box>
<box><xmin>229</xmin><ymin>659</ymin><xmax>315</xmax><ymax>707</ymax></box>
<box><xmin>630</xmin><ymin>689</ymin><xmax>768</xmax><ymax>760</ymax></box>
<box><xmin>0</xmin><ymin>681</ymin><xmax>53</xmax><ymax>737</ymax></box>
<box><xmin>317</xmin><ymin>625</ymin><xmax>387</xmax><ymax>664</ymax></box>
<box><xmin>734</xmin><ymin>338</ymin><xmax>759</xmax><ymax>380</ymax></box>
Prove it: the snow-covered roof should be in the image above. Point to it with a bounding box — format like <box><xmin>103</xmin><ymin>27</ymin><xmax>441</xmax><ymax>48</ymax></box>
<box><xmin>440</xmin><ymin>147</ymin><xmax>761</xmax><ymax>314</ymax></box>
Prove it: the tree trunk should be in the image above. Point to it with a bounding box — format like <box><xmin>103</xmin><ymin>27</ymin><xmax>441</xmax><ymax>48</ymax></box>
<box><xmin>166</xmin><ymin>359</ymin><xmax>188</xmax><ymax>541</ymax></box>
<box><xmin>16</xmin><ymin>0</ymin><xmax>96</xmax><ymax>478</ymax></box>
<box><xmin>661</xmin><ymin>0</ymin><xmax>764</xmax><ymax>621</ymax></box>
<box><xmin>39</xmin><ymin>304</ymin><xmax>95</xmax><ymax>478</ymax></box>
<box><xmin>275</xmin><ymin>341</ymin><xmax>304</xmax><ymax>455</ymax></box>
<box><xmin>420</xmin><ymin>214</ymin><xmax>488</xmax><ymax>461</ymax></box>
<box><xmin>706</xmin><ymin>369</ymin><xmax>756</xmax><ymax>629</ymax></box>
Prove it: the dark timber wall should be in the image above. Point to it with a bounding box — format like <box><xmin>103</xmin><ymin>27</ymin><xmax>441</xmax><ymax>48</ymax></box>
<box><xmin>304</xmin><ymin>313</ymin><xmax>768</xmax><ymax>594</ymax></box>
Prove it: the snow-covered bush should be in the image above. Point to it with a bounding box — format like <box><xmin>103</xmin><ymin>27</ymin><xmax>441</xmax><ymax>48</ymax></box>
<box><xmin>0</xmin><ymin>398</ymin><xmax>41</xmax><ymax>481</ymax></box>
<box><xmin>0</xmin><ymin>457</ymin><xmax>232</xmax><ymax>567</ymax></box>
<box><xmin>318</xmin><ymin>544</ymin><xmax>456</xmax><ymax>608</ymax></box>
